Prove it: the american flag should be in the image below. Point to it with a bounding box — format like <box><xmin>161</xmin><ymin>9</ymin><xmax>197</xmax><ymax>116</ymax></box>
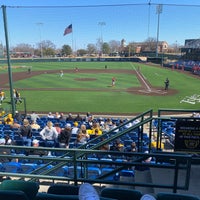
<box><xmin>63</xmin><ymin>24</ymin><xmax>72</xmax><ymax>36</ymax></box>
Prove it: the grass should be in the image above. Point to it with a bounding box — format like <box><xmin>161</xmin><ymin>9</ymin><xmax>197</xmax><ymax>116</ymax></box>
<box><xmin>0</xmin><ymin>61</ymin><xmax>199</xmax><ymax>114</ymax></box>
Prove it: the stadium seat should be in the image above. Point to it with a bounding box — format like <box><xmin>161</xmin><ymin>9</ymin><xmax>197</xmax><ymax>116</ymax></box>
<box><xmin>47</xmin><ymin>184</ymin><xmax>79</xmax><ymax>195</ymax></box>
<box><xmin>67</xmin><ymin>166</ymin><xmax>82</xmax><ymax>178</ymax></box>
<box><xmin>100</xmin><ymin>188</ymin><xmax>143</xmax><ymax>200</ymax></box>
<box><xmin>101</xmin><ymin>167</ymin><xmax>119</xmax><ymax>181</ymax></box>
<box><xmin>0</xmin><ymin>179</ymin><xmax>39</xmax><ymax>200</ymax></box>
<box><xmin>87</xmin><ymin>166</ymin><xmax>101</xmax><ymax>179</ymax></box>
<box><xmin>48</xmin><ymin>165</ymin><xmax>68</xmax><ymax>177</ymax></box>
<box><xmin>20</xmin><ymin>163</ymin><xmax>37</xmax><ymax>173</ymax></box>
<box><xmin>2</xmin><ymin>162</ymin><xmax>22</xmax><ymax>173</ymax></box>
<box><xmin>0</xmin><ymin>190</ymin><xmax>29</xmax><ymax>200</ymax></box>
<box><xmin>156</xmin><ymin>192</ymin><xmax>200</xmax><ymax>200</ymax></box>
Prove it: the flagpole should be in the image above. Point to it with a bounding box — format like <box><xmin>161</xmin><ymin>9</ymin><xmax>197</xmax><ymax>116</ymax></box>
<box><xmin>71</xmin><ymin>30</ymin><xmax>74</xmax><ymax>55</ymax></box>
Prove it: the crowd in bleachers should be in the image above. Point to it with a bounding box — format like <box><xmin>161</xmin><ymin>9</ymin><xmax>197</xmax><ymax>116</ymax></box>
<box><xmin>0</xmin><ymin>111</ymin><xmax>146</xmax><ymax>155</ymax></box>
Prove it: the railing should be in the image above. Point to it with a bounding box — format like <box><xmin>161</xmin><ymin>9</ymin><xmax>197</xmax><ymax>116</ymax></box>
<box><xmin>0</xmin><ymin>145</ymin><xmax>193</xmax><ymax>193</ymax></box>
<box><xmin>0</xmin><ymin>108</ymin><xmax>199</xmax><ymax>193</ymax></box>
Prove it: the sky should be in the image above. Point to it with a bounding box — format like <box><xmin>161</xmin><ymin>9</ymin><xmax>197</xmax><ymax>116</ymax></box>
<box><xmin>0</xmin><ymin>0</ymin><xmax>200</xmax><ymax>50</ymax></box>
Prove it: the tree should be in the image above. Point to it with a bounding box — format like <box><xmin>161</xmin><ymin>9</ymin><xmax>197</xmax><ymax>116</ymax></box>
<box><xmin>77</xmin><ymin>49</ymin><xmax>87</xmax><ymax>56</ymax></box>
<box><xmin>61</xmin><ymin>45</ymin><xmax>72</xmax><ymax>56</ymax></box>
<box><xmin>143</xmin><ymin>37</ymin><xmax>157</xmax><ymax>52</ymax></box>
<box><xmin>11</xmin><ymin>43</ymin><xmax>33</xmax><ymax>53</ymax></box>
<box><xmin>102</xmin><ymin>42</ymin><xmax>110</xmax><ymax>55</ymax></box>
<box><xmin>87</xmin><ymin>44</ymin><xmax>97</xmax><ymax>55</ymax></box>
<box><xmin>37</xmin><ymin>40</ymin><xmax>56</xmax><ymax>57</ymax></box>
<box><xmin>109</xmin><ymin>40</ymin><xmax>121</xmax><ymax>53</ymax></box>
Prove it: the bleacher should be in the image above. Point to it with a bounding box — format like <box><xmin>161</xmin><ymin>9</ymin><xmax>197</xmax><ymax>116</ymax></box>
<box><xmin>0</xmin><ymin>109</ymin><xmax>200</xmax><ymax>199</ymax></box>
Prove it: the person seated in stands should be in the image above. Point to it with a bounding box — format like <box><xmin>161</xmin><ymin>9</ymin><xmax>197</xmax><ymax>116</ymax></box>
<box><xmin>30</xmin><ymin>120</ymin><xmax>40</xmax><ymax>130</ymax></box>
<box><xmin>71</xmin><ymin>121</ymin><xmax>79</xmax><ymax>135</ymax></box>
<box><xmin>110</xmin><ymin>139</ymin><xmax>124</xmax><ymax>152</ymax></box>
<box><xmin>90</xmin><ymin>121</ymin><xmax>102</xmax><ymax>135</ymax></box>
<box><xmin>58</xmin><ymin>123</ymin><xmax>72</xmax><ymax>148</ymax></box>
<box><xmin>14</xmin><ymin>110</ymin><xmax>22</xmax><ymax>123</ymax></box>
<box><xmin>25</xmin><ymin>139</ymin><xmax>47</xmax><ymax>157</ymax></box>
<box><xmin>30</xmin><ymin>111</ymin><xmax>40</xmax><ymax>122</ymax></box>
<box><xmin>74</xmin><ymin>113</ymin><xmax>83</xmax><ymax>122</ymax></box>
<box><xmin>47</xmin><ymin>112</ymin><xmax>54</xmax><ymax>119</ymax></box>
<box><xmin>19</xmin><ymin>119</ymin><xmax>32</xmax><ymax>146</ymax></box>
<box><xmin>0</xmin><ymin>137</ymin><xmax>15</xmax><ymax>161</ymax></box>
<box><xmin>126</xmin><ymin>142</ymin><xmax>138</xmax><ymax>152</ymax></box>
<box><xmin>4</xmin><ymin>134</ymin><xmax>13</xmax><ymax>145</ymax></box>
<box><xmin>39</xmin><ymin>121</ymin><xmax>58</xmax><ymax>147</ymax></box>
<box><xmin>75</xmin><ymin>129</ymin><xmax>90</xmax><ymax>145</ymax></box>
<box><xmin>66</xmin><ymin>113</ymin><xmax>74</xmax><ymax>122</ymax></box>
<box><xmin>99</xmin><ymin>137</ymin><xmax>110</xmax><ymax>151</ymax></box>
<box><xmin>11</xmin><ymin>119</ymin><xmax>21</xmax><ymax>129</ymax></box>
<box><xmin>54</xmin><ymin>122</ymin><xmax>61</xmax><ymax>134</ymax></box>
<box><xmin>4</xmin><ymin>113</ymin><xmax>14</xmax><ymax>125</ymax></box>
<box><xmin>55</xmin><ymin>112</ymin><xmax>61</xmax><ymax>119</ymax></box>
<box><xmin>59</xmin><ymin>112</ymin><xmax>66</xmax><ymax>122</ymax></box>
<box><xmin>0</xmin><ymin>138</ymin><xmax>13</xmax><ymax>181</ymax></box>
<box><xmin>85</xmin><ymin>112</ymin><xmax>93</xmax><ymax>122</ymax></box>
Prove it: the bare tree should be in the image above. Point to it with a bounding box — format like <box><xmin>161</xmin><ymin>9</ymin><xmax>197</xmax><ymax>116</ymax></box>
<box><xmin>109</xmin><ymin>40</ymin><xmax>121</xmax><ymax>53</ymax></box>
<box><xmin>87</xmin><ymin>43</ymin><xmax>97</xmax><ymax>55</ymax></box>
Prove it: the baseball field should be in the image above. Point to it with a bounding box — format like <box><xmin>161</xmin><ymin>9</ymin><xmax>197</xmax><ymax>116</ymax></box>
<box><xmin>0</xmin><ymin>61</ymin><xmax>199</xmax><ymax>115</ymax></box>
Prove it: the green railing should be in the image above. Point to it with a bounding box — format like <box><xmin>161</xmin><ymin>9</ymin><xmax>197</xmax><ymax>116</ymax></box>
<box><xmin>0</xmin><ymin>145</ymin><xmax>192</xmax><ymax>193</ymax></box>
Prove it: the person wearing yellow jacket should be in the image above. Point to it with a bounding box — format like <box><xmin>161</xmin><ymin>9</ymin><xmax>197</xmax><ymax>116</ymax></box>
<box><xmin>4</xmin><ymin>113</ymin><xmax>14</xmax><ymax>125</ymax></box>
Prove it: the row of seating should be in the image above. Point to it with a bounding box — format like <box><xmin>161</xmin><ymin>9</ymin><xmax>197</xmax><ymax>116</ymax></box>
<box><xmin>0</xmin><ymin>160</ymin><xmax>134</xmax><ymax>181</ymax></box>
<box><xmin>0</xmin><ymin>179</ymin><xmax>199</xmax><ymax>200</ymax></box>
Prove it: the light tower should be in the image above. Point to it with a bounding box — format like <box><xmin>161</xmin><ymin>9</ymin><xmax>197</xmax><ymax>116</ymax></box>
<box><xmin>156</xmin><ymin>4</ymin><xmax>162</xmax><ymax>58</ymax></box>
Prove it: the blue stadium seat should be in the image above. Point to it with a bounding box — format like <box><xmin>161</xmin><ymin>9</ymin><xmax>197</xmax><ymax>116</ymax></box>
<box><xmin>20</xmin><ymin>163</ymin><xmax>37</xmax><ymax>173</ymax></box>
<box><xmin>2</xmin><ymin>162</ymin><xmax>22</xmax><ymax>173</ymax></box>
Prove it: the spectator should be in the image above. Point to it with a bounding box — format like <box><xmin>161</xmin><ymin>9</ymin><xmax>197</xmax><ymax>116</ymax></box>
<box><xmin>54</xmin><ymin>123</ymin><xmax>62</xmax><ymax>134</ymax></box>
<box><xmin>55</xmin><ymin>112</ymin><xmax>61</xmax><ymax>119</ymax></box>
<box><xmin>4</xmin><ymin>113</ymin><xmax>14</xmax><ymax>125</ymax></box>
<box><xmin>85</xmin><ymin>112</ymin><xmax>93</xmax><ymax>123</ymax></box>
<box><xmin>90</xmin><ymin>122</ymin><xmax>102</xmax><ymax>135</ymax></box>
<box><xmin>110</xmin><ymin>139</ymin><xmax>124</xmax><ymax>152</ymax></box>
<box><xmin>30</xmin><ymin>120</ymin><xmax>40</xmax><ymax>130</ymax></box>
<box><xmin>71</xmin><ymin>121</ymin><xmax>79</xmax><ymax>135</ymax></box>
<box><xmin>59</xmin><ymin>112</ymin><xmax>66</xmax><ymax>122</ymax></box>
<box><xmin>66</xmin><ymin>113</ymin><xmax>74</xmax><ymax>122</ymax></box>
<box><xmin>58</xmin><ymin>123</ymin><xmax>72</xmax><ymax>148</ymax></box>
<box><xmin>99</xmin><ymin>137</ymin><xmax>110</xmax><ymax>151</ymax></box>
<box><xmin>75</xmin><ymin>129</ymin><xmax>90</xmax><ymax>145</ymax></box>
<box><xmin>40</xmin><ymin>121</ymin><xmax>58</xmax><ymax>147</ymax></box>
<box><xmin>30</xmin><ymin>111</ymin><xmax>40</xmax><ymax>122</ymax></box>
<box><xmin>47</xmin><ymin>112</ymin><xmax>54</xmax><ymax>119</ymax></box>
<box><xmin>14</xmin><ymin>110</ymin><xmax>22</xmax><ymax>123</ymax></box>
<box><xmin>26</xmin><ymin>139</ymin><xmax>47</xmax><ymax>157</ymax></box>
<box><xmin>11</xmin><ymin>119</ymin><xmax>21</xmax><ymax>129</ymax></box>
<box><xmin>19</xmin><ymin>119</ymin><xmax>32</xmax><ymax>146</ymax></box>
<box><xmin>74</xmin><ymin>113</ymin><xmax>83</xmax><ymax>122</ymax></box>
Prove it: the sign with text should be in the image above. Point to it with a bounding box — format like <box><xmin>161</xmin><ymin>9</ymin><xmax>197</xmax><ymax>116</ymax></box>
<box><xmin>174</xmin><ymin>120</ymin><xmax>200</xmax><ymax>152</ymax></box>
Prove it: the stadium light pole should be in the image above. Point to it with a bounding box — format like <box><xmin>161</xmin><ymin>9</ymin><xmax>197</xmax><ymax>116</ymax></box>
<box><xmin>98</xmin><ymin>22</ymin><xmax>106</xmax><ymax>54</ymax></box>
<box><xmin>156</xmin><ymin>4</ymin><xmax>162</xmax><ymax>58</ymax></box>
<box><xmin>36</xmin><ymin>22</ymin><xmax>43</xmax><ymax>57</ymax></box>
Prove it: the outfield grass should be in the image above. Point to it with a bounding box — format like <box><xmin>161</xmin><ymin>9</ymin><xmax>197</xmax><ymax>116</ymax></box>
<box><xmin>1</xmin><ymin>61</ymin><xmax>199</xmax><ymax>114</ymax></box>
